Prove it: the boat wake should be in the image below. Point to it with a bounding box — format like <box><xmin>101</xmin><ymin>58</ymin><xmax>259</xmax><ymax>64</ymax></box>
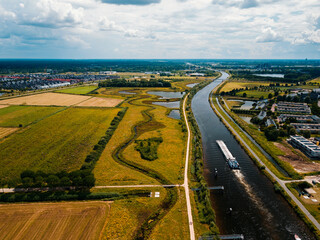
<box><xmin>233</xmin><ymin>170</ymin><xmax>273</xmax><ymax>224</ymax></box>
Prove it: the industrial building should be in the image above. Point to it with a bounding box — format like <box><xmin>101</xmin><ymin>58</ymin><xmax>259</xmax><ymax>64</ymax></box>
<box><xmin>276</xmin><ymin>101</ymin><xmax>311</xmax><ymax>114</ymax></box>
<box><xmin>278</xmin><ymin>114</ymin><xmax>320</xmax><ymax>123</ymax></box>
<box><xmin>291</xmin><ymin>123</ymin><xmax>320</xmax><ymax>133</ymax></box>
<box><xmin>288</xmin><ymin>135</ymin><xmax>320</xmax><ymax>159</ymax></box>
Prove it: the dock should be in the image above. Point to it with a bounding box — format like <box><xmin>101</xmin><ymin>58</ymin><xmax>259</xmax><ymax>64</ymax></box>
<box><xmin>191</xmin><ymin>186</ymin><xmax>224</xmax><ymax>191</ymax></box>
<box><xmin>216</xmin><ymin>140</ymin><xmax>240</xmax><ymax>169</ymax></box>
<box><xmin>199</xmin><ymin>234</ymin><xmax>244</xmax><ymax>240</ymax></box>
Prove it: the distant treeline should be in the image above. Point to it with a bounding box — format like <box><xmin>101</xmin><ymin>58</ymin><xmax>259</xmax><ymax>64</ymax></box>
<box><xmin>0</xmin><ymin>59</ymin><xmax>187</xmax><ymax>74</ymax></box>
<box><xmin>231</xmin><ymin>68</ymin><xmax>320</xmax><ymax>82</ymax></box>
<box><xmin>99</xmin><ymin>78</ymin><xmax>171</xmax><ymax>88</ymax></box>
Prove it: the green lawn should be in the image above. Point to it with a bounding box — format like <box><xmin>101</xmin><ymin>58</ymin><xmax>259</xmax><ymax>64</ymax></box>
<box><xmin>236</xmin><ymin>90</ymin><xmax>271</xmax><ymax>98</ymax></box>
<box><xmin>56</xmin><ymin>86</ymin><xmax>98</xmax><ymax>95</ymax></box>
<box><xmin>0</xmin><ymin>106</ymin><xmax>63</xmax><ymax>127</ymax></box>
<box><xmin>0</xmin><ymin>107</ymin><xmax>119</xmax><ymax>185</ymax></box>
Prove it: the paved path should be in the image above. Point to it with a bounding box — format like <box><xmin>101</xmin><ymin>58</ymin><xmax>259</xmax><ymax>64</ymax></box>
<box><xmin>183</xmin><ymin>93</ymin><xmax>196</xmax><ymax>240</ymax></box>
<box><xmin>212</xmin><ymin>95</ymin><xmax>320</xmax><ymax>231</ymax></box>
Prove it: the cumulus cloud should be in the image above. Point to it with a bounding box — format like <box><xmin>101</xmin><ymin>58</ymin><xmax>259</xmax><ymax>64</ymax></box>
<box><xmin>256</xmin><ymin>27</ymin><xmax>283</xmax><ymax>42</ymax></box>
<box><xmin>100</xmin><ymin>0</ymin><xmax>161</xmax><ymax>5</ymax></box>
<box><xmin>20</xmin><ymin>0</ymin><xmax>84</xmax><ymax>28</ymax></box>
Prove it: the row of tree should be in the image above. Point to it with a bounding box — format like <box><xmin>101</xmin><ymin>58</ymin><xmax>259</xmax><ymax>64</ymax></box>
<box><xmin>99</xmin><ymin>78</ymin><xmax>171</xmax><ymax>88</ymax></box>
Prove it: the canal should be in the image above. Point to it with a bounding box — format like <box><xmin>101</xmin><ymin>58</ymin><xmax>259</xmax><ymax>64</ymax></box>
<box><xmin>191</xmin><ymin>72</ymin><xmax>315</xmax><ymax>239</ymax></box>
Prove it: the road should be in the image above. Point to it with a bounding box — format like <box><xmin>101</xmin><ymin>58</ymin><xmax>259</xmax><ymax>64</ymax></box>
<box><xmin>183</xmin><ymin>93</ymin><xmax>196</xmax><ymax>240</ymax></box>
<box><xmin>212</xmin><ymin>94</ymin><xmax>320</xmax><ymax>231</ymax></box>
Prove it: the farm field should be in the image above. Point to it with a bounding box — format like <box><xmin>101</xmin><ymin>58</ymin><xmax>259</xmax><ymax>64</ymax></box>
<box><xmin>0</xmin><ymin>92</ymin><xmax>122</xmax><ymax>107</ymax></box>
<box><xmin>76</xmin><ymin>97</ymin><xmax>123</xmax><ymax>107</ymax></box>
<box><xmin>0</xmin><ymin>107</ymin><xmax>120</xmax><ymax>184</ymax></box>
<box><xmin>236</xmin><ymin>90</ymin><xmax>271</xmax><ymax>98</ymax></box>
<box><xmin>0</xmin><ymin>92</ymin><xmax>90</xmax><ymax>106</ymax></box>
<box><xmin>55</xmin><ymin>85</ymin><xmax>98</xmax><ymax>95</ymax></box>
<box><xmin>220</xmin><ymin>81</ymin><xmax>273</xmax><ymax>92</ymax></box>
<box><xmin>0</xmin><ymin>127</ymin><xmax>18</xmax><ymax>139</ymax></box>
<box><xmin>0</xmin><ymin>201</ymin><xmax>109</xmax><ymax>240</ymax></box>
<box><xmin>0</xmin><ymin>105</ymin><xmax>8</xmax><ymax>109</ymax></box>
<box><xmin>0</xmin><ymin>105</ymin><xmax>63</xmax><ymax>127</ymax></box>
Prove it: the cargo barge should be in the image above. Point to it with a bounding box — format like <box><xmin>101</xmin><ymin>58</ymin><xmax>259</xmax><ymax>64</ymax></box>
<box><xmin>216</xmin><ymin>140</ymin><xmax>240</xmax><ymax>169</ymax></box>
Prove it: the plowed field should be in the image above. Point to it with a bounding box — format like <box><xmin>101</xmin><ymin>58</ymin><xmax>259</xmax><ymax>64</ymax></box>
<box><xmin>0</xmin><ymin>201</ymin><xmax>110</xmax><ymax>240</ymax></box>
<box><xmin>0</xmin><ymin>127</ymin><xmax>18</xmax><ymax>138</ymax></box>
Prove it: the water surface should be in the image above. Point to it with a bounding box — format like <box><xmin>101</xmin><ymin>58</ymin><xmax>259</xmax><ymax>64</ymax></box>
<box><xmin>191</xmin><ymin>71</ymin><xmax>315</xmax><ymax>239</ymax></box>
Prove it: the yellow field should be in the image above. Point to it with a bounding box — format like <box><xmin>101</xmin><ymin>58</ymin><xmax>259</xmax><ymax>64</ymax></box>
<box><xmin>220</xmin><ymin>81</ymin><xmax>272</xmax><ymax>92</ymax></box>
<box><xmin>0</xmin><ymin>93</ymin><xmax>122</xmax><ymax>107</ymax></box>
<box><xmin>0</xmin><ymin>201</ymin><xmax>109</xmax><ymax>240</ymax></box>
<box><xmin>76</xmin><ymin>97</ymin><xmax>123</xmax><ymax>107</ymax></box>
<box><xmin>0</xmin><ymin>93</ymin><xmax>90</xmax><ymax>106</ymax></box>
<box><xmin>0</xmin><ymin>127</ymin><xmax>18</xmax><ymax>138</ymax></box>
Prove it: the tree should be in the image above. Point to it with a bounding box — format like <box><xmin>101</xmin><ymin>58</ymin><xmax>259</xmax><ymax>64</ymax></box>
<box><xmin>46</xmin><ymin>175</ymin><xmax>60</xmax><ymax>187</ymax></box>
<box><xmin>22</xmin><ymin>177</ymin><xmax>34</xmax><ymax>187</ymax></box>
<box><xmin>268</xmin><ymin>93</ymin><xmax>273</xmax><ymax>99</ymax></box>
<box><xmin>242</xmin><ymin>92</ymin><xmax>247</xmax><ymax>98</ymax></box>
<box><xmin>289</xmin><ymin>127</ymin><xmax>296</xmax><ymax>136</ymax></box>
<box><xmin>302</xmin><ymin>130</ymin><xmax>311</xmax><ymax>139</ymax></box>
<box><xmin>20</xmin><ymin>170</ymin><xmax>35</xmax><ymax>180</ymax></box>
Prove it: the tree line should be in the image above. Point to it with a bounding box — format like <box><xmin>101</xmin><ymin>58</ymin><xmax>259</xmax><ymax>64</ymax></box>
<box><xmin>99</xmin><ymin>78</ymin><xmax>171</xmax><ymax>88</ymax></box>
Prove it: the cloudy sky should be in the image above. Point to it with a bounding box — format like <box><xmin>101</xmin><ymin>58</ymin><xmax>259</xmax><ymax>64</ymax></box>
<box><xmin>0</xmin><ymin>0</ymin><xmax>319</xmax><ymax>59</ymax></box>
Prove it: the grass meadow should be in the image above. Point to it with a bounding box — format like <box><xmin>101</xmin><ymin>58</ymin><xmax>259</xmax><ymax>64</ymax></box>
<box><xmin>0</xmin><ymin>105</ymin><xmax>63</xmax><ymax>127</ymax></box>
<box><xmin>56</xmin><ymin>85</ymin><xmax>98</xmax><ymax>95</ymax></box>
<box><xmin>0</xmin><ymin>107</ymin><xmax>119</xmax><ymax>184</ymax></box>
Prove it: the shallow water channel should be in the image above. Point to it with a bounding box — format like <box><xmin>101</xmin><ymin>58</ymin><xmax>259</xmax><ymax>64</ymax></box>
<box><xmin>191</xmin><ymin>72</ymin><xmax>315</xmax><ymax>239</ymax></box>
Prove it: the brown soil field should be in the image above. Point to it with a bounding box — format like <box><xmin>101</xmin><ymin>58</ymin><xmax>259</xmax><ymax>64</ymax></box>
<box><xmin>0</xmin><ymin>127</ymin><xmax>18</xmax><ymax>138</ymax></box>
<box><xmin>0</xmin><ymin>105</ymin><xmax>8</xmax><ymax>109</ymax></box>
<box><xmin>0</xmin><ymin>93</ymin><xmax>90</xmax><ymax>106</ymax></box>
<box><xmin>0</xmin><ymin>201</ymin><xmax>110</xmax><ymax>240</ymax></box>
<box><xmin>275</xmin><ymin>142</ymin><xmax>320</xmax><ymax>173</ymax></box>
<box><xmin>76</xmin><ymin>97</ymin><xmax>123</xmax><ymax>107</ymax></box>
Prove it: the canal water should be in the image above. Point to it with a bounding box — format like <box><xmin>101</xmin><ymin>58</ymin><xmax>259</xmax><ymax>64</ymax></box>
<box><xmin>191</xmin><ymin>72</ymin><xmax>315</xmax><ymax>239</ymax></box>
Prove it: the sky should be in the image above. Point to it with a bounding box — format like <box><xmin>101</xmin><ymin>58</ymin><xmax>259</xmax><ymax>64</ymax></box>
<box><xmin>0</xmin><ymin>0</ymin><xmax>319</xmax><ymax>59</ymax></box>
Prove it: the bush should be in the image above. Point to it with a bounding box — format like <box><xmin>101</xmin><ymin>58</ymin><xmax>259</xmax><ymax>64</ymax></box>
<box><xmin>135</xmin><ymin>137</ymin><xmax>163</xmax><ymax>161</ymax></box>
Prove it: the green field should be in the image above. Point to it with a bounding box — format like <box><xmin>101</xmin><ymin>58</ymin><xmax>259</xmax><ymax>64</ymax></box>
<box><xmin>0</xmin><ymin>107</ymin><xmax>119</xmax><ymax>185</ymax></box>
<box><xmin>0</xmin><ymin>106</ymin><xmax>63</xmax><ymax>127</ymax></box>
<box><xmin>56</xmin><ymin>86</ymin><xmax>98</xmax><ymax>95</ymax></box>
<box><xmin>236</xmin><ymin>90</ymin><xmax>271</xmax><ymax>98</ymax></box>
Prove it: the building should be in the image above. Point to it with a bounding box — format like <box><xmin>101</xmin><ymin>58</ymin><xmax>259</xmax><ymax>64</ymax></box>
<box><xmin>278</xmin><ymin>114</ymin><xmax>320</xmax><ymax>123</ymax></box>
<box><xmin>276</xmin><ymin>101</ymin><xmax>311</xmax><ymax>114</ymax></box>
<box><xmin>288</xmin><ymin>135</ymin><xmax>320</xmax><ymax>159</ymax></box>
<box><xmin>291</xmin><ymin>123</ymin><xmax>320</xmax><ymax>133</ymax></box>
<box><xmin>257</xmin><ymin>110</ymin><xmax>267</xmax><ymax>120</ymax></box>
<box><xmin>265</xmin><ymin>118</ymin><xmax>277</xmax><ymax>128</ymax></box>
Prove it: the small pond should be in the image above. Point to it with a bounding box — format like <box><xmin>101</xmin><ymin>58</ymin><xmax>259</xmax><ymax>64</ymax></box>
<box><xmin>148</xmin><ymin>91</ymin><xmax>185</xmax><ymax>99</ymax></box>
<box><xmin>253</xmin><ymin>73</ymin><xmax>284</xmax><ymax>78</ymax></box>
<box><xmin>239</xmin><ymin>115</ymin><xmax>252</xmax><ymax>124</ymax></box>
<box><xmin>168</xmin><ymin>109</ymin><xmax>180</xmax><ymax>120</ymax></box>
<box><xmin>186</xmin><ymin>83</ymin><xmax>199</xmax><ymax>88</ymax></box>
<box><xmin>152</xmin><ymin>101</ymin><xmax>180</xmax><ymax>108</ymax></box>
<box><xmin>231</xmin><ymin>99</ymin><xmax>256</xmax><ymax>110</ymax></box>
<box><xmin>118</xmin><ymin>91</ymin><xmax>136</xmax><ymax>95</ymax></box>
